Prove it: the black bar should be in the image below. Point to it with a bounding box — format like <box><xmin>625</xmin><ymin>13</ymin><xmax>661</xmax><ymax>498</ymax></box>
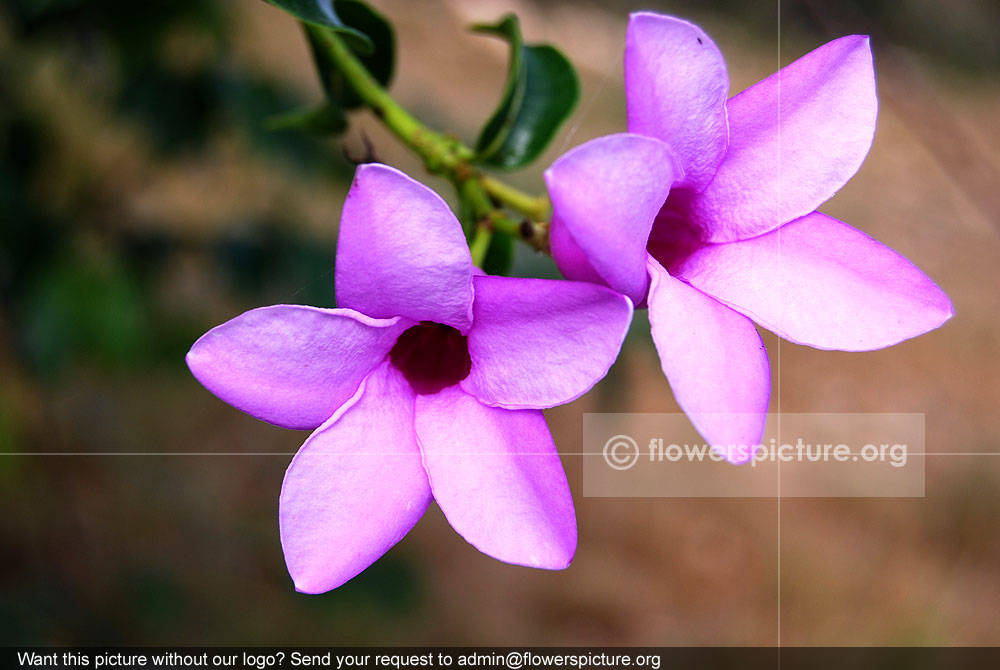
<box><xmin>4</xmin><ymin>647</ymin><xmax>999</xmax><ymax>670</ymax></box>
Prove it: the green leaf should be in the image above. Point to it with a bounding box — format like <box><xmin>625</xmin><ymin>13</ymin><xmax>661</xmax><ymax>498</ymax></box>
<box><xmin>266</xmin><ymin>102</ymin><xmax>348</xmax><ymax>135</ymax></box>
<box><xmin>305</xmin><ymin>1</ymin><xmax>395</xmax><ymax>110</ymax></box>
<box><xmin>264</xmin><ymin>0</ymin><xmax>374</xmax><ymax>53</ymax></box>
<box><xmin>481</xmin><ymin>232</ymin><xmax>515</xmax><ymax>276</ymax></box>
<box><xmin>474</xmin><ymin>14</ymin><xmax>580</xmax><ymax>170</ymax></box>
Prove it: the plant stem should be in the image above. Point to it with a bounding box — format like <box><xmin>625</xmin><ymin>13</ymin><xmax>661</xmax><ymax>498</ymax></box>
<box><xmin>313</xmin><ymin>26</ymin><xmax>474</xmax><ymax>175</ymax></box>
<box><xmin>480</xmin><ymin>176</ymin><xmax>550</xmax><ymax>221</ymax></box>
<box><xmin>460</xmin><ymin>175</ymin><xmax>495</xmax><ymax>267</ymax></box>
<box><xmin>490</xmin><ymin>213</ymin><xmax>550</xmax><ymax>254</ymax></box>
<box><xmin>469</xmin><ymin>225</ymin><xmax>493</xmax><ymax>267</ymax></box>
<box><xmin>314</xmin><ymin>27</ymin><xmax>552</xmax><ymax>254</ymax></box>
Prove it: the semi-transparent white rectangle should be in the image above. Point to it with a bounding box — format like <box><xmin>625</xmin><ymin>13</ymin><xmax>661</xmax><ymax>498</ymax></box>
<box><xmin>582</xmin><ymin>413</ymin><xmax>925</xmax><ymax>497</ymax></box>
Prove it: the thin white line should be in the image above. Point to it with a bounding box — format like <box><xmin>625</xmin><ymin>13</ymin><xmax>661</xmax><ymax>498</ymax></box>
<box><xmin>0</xmin><ymin>451</ymin><xmax>996</xmax><ymax>457</ymax></box>
<box><xmin>776</xmin><ymin>0</ymin><xmax>783</xmax><ymax>651</ymax></box>
<box><xmin>556</xmin><ymin>51</ymin><xmax>620</xmax><ymax>154</ymax></box>
<box><xmin>0</xmin><ymin>453</ymin><xmax>301</xmax><ymax>456</ymax></box>
<box><xmin>899</xmin><ymin>453</ymin><xmax>1000</xmax><ymax>456</ymax></box>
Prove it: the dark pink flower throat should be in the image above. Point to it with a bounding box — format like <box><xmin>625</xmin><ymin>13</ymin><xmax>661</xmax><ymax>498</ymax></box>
<box><xmin>389</xmin><ymin>321</ymin><xmax>472</xmax><ymax>395</ymax></box>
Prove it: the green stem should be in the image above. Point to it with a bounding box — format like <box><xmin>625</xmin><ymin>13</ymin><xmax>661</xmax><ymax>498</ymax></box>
<box><xmin>314</xmin><ymin>26</ymin><xmax>551</xmax><ymax>254</ymax></box>
<box><xmin>469</xmin><ymin>226</ymin><xmax>493</xmax><ymax>267</ymax></box>
<box><xmin>459</xmin><ymin>177</ymin><xmax>493</xmax><ymax>220</ymax></box>
<box><xmin>313</xmin><ymin>26</ymin><xmax>474</xmax><ymax>175</ymax></box>
<box><xmin>480</xmin><ymin>176</ymin><xmax>551</xmax><ymax>221</ymax></box>
<box><xmin>461</xmin><ymin>177</ymin><xmax>494</xmax><ymax>267</ymax></box>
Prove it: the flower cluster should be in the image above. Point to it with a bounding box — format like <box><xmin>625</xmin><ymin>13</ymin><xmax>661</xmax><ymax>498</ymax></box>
<box><xmin>187</xmin><ymin>12</ymin><xmax>951</xmax><ymax>592</ymax></box>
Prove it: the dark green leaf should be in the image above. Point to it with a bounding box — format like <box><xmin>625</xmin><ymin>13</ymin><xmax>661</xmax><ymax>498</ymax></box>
<box><xmin>481</xmin><ymin>232</ymin><xmax>515</xmax><ymax>276</ymax></box>
<box><xmin>264</xmin><ymin>0</ymin><xmax>373</xmax><ymax>53</ymax></box>
<box><xmin>474</xmin><ymin>16</ymin><xmax>524</xmax><ymax>158</ymax></box>
<box><xmin>266</xmin><ymin>102</ymin><xmax>348</xmax><ymax>135</ymax></box>
<box><xmin>474</xmin><ymin>14</ymin><xmax>579</xmax><ymax>170</ymax></box>
<box><xmin>305</xmin><ymin>1</ymin><xmax>395</xmax><ymax>110</ymax></box>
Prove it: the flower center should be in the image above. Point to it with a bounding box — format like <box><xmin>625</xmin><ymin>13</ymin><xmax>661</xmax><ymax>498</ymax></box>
<box><xmin>646</xmin><ymin>190</ymin><xmax>705</xmax><ymax>273</ymax></box>
<box><xmin>389</xmin><ymin>321</ymin><xmax>472</xmax><ymax>395</ymax></box>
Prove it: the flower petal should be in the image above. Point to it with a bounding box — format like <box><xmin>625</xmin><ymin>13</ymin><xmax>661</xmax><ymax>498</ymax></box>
<box><xmin>335</xmin><ymin>163</ymin><xmax>474</xmax><ymax>330</ymax></box>
<box><xmin>186</xmin><ymin>305</ymin><xmax>407</xmax><ymax>430</ymax></box>
<box><xmin>690</xmin><ymin>35</ymin><xmax>877</xmax><ymax>242</ymax></box>
<box><xmin>545</xmin><ymin>133</ymin><xmax>681</xmax><ymax>304</ymax></box>
<box><xmin>646</xmin><ymin>258</ymin><xmax>769</xmax><ymax>460</ymax></box>
<box><xmin>414</xmin><ymin>387</ymin><xmax>576</xmax><ymax>569</ymax></box>
<box><xmin>461</xmin><ymin>275</ymin><xmax>632</xmax><ymax>410</ymax></box>
<box><xmin>625</xmin><ymin>12</ymin><xmax>730</xmax><ymax>191</ymax></box>
<box><xmin>279</xmin><ymin>362</ymin><xmax>431</xmax><ymax>594</ymax></box>
<box><xmin>674</xmin><ymin>211</ymin><xmax>954</xmax><ymax>351</ymax></box>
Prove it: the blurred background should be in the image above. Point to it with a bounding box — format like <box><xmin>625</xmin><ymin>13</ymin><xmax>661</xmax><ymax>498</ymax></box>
<box><xmin>1</xmin><ymin>0</ymin><xmax>998</xmax><ymax>645</ymax></box>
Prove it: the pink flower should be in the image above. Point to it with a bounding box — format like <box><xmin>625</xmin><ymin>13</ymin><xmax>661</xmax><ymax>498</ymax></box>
<box><xmin>545</xmin><ymin>13</ymin><xmax>952</xmax><ymax>460</ymax></box>
<box><xmin>187</xmin><ymin>164</ymin><xmax>633</xmax><ymax>592</ymax></box>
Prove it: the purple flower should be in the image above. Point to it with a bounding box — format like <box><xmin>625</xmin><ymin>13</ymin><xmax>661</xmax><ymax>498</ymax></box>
<box><xmin>187</xmin><ymin>164</ymin><xmax>633</xmax><ymax>593</ymax></box>
<box><xmin>545</xmin><ymin>13</ymin><xmax>952</xmax><ymax>459</ymax></box>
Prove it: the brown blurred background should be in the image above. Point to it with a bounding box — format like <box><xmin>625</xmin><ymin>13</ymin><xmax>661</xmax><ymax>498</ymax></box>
<box><xmin>1</xmin><ymin>0</ymin><xmax>998</xmax><ymax>646</ymax></box>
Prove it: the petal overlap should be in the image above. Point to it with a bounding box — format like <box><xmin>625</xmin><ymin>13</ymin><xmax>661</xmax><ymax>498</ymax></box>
<box><xmin>335</xmin><ymin>164</ymin><xmax>474</xmax><ymax>330</ymax></box>
<box><xmin>462</xmin><ymin>275</ymin><xmax>633</xmax><ymax>409</ymax></box>
<box><xmin>545</xmin><ymin>133</ymin><xmax>681</xmax><ymax>304</ymax></box>
<box><xmin>674</xmin><ymin>211</ymin><xmax>954</xmax><ymax>350</ymax></box>
<box><xmin>625</xmin><ymin>12</ymin><xmax>730</xmax><ymax>191</ymax></box>
<box><xmin>689</xmin><ymin>35</ymin><xmax>877</xmax><ymax>242</ymax></box>
<box><xmin>186</xmin><ymin>305</ymin><xmax>407</xmax><ymax>430</ymax></box>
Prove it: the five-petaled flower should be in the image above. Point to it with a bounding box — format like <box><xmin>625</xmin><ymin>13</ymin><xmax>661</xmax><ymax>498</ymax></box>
<box><xmin>545</xmin><ymin>12</ymin><xmax>953</xmax><ymax>460</ymax></box>
<box><xmin>187</xmin><ymin>164</ymin><xmax>633</xmax><ymax>593</ymax></box>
